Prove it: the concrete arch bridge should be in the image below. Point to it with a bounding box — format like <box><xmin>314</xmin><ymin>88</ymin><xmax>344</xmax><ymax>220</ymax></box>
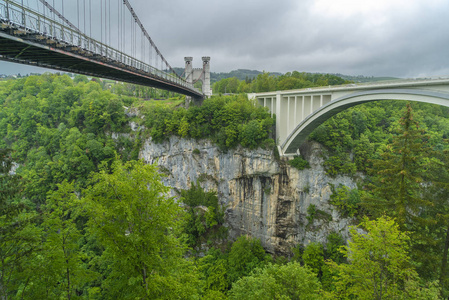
<box><xmin>248</xmin><ymin>78</ymin><xmax>449</xmax><ymax>156</ymax></box>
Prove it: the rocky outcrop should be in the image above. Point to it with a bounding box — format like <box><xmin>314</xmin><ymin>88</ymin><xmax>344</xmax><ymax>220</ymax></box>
<box><xmin>140</xmin><ymin>136</ymin><xmax>356</xmax><ymax>255</ymax></box>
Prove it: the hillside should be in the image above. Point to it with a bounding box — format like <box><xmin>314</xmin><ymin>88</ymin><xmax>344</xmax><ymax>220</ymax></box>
<box><xmin>173</xmin><ymin>67</ymin><xmax>399</xmax><ymax>85</ymax></box>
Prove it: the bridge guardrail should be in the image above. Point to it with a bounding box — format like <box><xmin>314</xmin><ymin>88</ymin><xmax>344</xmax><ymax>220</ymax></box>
<box><xmin>0</xmin><ymin>0</ymin><xmax>197</xmax><ymax>92</ymax></box>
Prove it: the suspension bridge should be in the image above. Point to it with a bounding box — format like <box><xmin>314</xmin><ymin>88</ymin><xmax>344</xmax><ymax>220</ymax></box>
<box><xmin>0</xmin><ymin>0</ymin><xmax>206</xmax><ymax>98</ymax></box>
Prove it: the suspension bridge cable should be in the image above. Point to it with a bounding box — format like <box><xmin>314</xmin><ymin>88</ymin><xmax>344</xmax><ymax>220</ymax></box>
<box><xmin>21</xmin><ymin>0</ymin><xmax>23</xmax><ymax>26</ymax></box>
<box><xmin>108</xmin><ymin>0</ymin><xmax>112</xmax><ymax>46</ymax></box>
<box><xmin>130</xmin><ymin>15</ymin><xmax>132</xmax><ymax>57</ymax></box>
<box><xmin>77</xmin><ymin>0</ymin><xmax>79</xmax><ymax>32</ymax></box>
<box><xmin>38</xmin><ymin>0</ymin><xmax>81</xmax><ymax>33</ymax></box>
<box><xmin>118</xmin><ymin>0</ymin><xmax>121</xmax><ymax>52</ymax></box>
<box><xmin>121</xmin><ymin>0</ymin><xmax>181</xmax><ymax>78</ymax></box>
<box><xmin>103</xmin><ymin>0</ymin><xmax>106</xmax><ymax>45</ymax></box>
<box><xmin>100</xmin><ymin>0</ymin><xmax>102</xmax><ymax>45</ymax></box>
<box><xmin>121</xmin><ymin>1</ymin><xmax>124</xmax><ymax>54</ymax></box>
<box><xmin>83</xmin><ymin>0</ymin><xmax>85</xmax><ymax>35</ymax></box>
<box><xmin>106</xmin><ymin>0</ymin><xmax>108</xmax><ymax>46</ymax></box>
<box><xmin>104</xmin><ymin>0</ymin><xmax>106</xmax><ymax>45</ymax></box>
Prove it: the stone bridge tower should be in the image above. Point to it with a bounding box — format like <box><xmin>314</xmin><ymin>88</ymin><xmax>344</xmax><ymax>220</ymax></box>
<box><xmin>184</xmin><ymin>56</ymin><xmax>212</xmax><ymax>98</ymax></box>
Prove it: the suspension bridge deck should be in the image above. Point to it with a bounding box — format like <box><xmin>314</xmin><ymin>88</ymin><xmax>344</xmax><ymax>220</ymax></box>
<box><xmin>0</xmin><ymin>0</ymin><xmax>203</xmax><ymax>98</ymax></box>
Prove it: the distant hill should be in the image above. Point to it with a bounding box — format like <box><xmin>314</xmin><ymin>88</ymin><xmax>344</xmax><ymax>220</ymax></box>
<box><xmin>211</xmin><ymin>69</ymin><xmax>283</xmax><ymax>83</ymax></box>
<box><xmin>172</xmin><ymin>67</ymin><xmax>399</xmax><ymax>84</ymax></box>
<box><xmin>330</xmin><ymin>73</ymin><xmax>399</xmax><ymax>83</ymax></box>
<box><xmin>172</xmin><ymin>68</ymin><xmax>282</xmax><ymax>84</ymax></box>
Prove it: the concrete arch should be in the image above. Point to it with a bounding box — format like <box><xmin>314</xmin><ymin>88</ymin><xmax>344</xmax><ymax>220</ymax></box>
<box><xmin>281</xmin><ymin>88</ymin><xmax>449</xmax><ymax>155</ymax></box>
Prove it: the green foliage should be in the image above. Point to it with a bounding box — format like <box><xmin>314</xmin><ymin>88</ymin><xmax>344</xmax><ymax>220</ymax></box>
<box><xmin>24</xmin><ymin>181</ymin><xmax>91</xmax><ymax>299</ymax></box>
<box><xmin>329</xmin><ymin>184</ymin><xmax>361</xmax><ymax>218</ymax></box>
<box><xmin>309</xmin><ymin>100</ymin><xmax>449</xmax><ymax>180</ymax></box>
<box><xmin>424</xmin><ymin>148</ymin><xmax>449</xmax><ymax>297</ymax></box>
<box><xmin>228</xmin><ymin>262</ymin><xmax>322</xmax><ymax>300</ymax></box>
<box><xmin>307</xmin><ymin>204</ymin><xmax>317</xmax><ymax>223</ymax></box>
<box><xmin>111</xmin><ymin>80</ymin><xmax>182</xmax><ymax>100</ymax></box>
<box><xmin>307</xmin><ymin>204</ymin><xmax>332</xmax><ymax>224</ymax></box>
<box><xmin>353</xmin><ymin>133</ymin><xmax>374</xmax><ymax>170</ymax></box>
<box><xmin>198</xmin><ymin>248</ymin><xmax>230</xmax><ymax>294</ymax></box>
<box><xmin>180</xmin><ymin>181</ymin><xmax>227</xmax><ymax>250</ymax></box>
<box><xmin>81</xmin><ymin>159</ymin><xmax>200</xmax><ymax>299</ymax></box>
<box><xmin>314</xmin><ymin>101</ymin><xmax>449</xmax><ymax>295</ymax></box>
<box><xmin>327</xmin><ymin>216</ymin><xmax>440</xmax><ymax>299</ymax></box>
<box><xmin>287</xmin><ymin>155</ymin><xmax>310</xmax><ymax>170</ymax></box>
<box><xmin>302</xmin><ymin>242</ymin><xmax>325</xmax><ymax>276</ymax></box>
<box><xmin>322</xmin><ymin>152</ymin><xmax>357</xmax><ymax>177</ymax></box>
<box><xmin>0</xmin><ymin>149</ymin><xmax>41</xmax><ymax>299</ymax></box>
<box><xmin>0</xmin><ymin>73</ymin><xmax>133</xmax><ymax>205</ymax></box>
<box><xmin>138</xmin><ymin>94</ymin><xmax>275</xmax><ymax>150</ymax></box>
<box><xmin>362</xmin><ymin>104</ymin><xmax>433</xmax><ymax>230</ymax></box>
<box><xmin>212</xmin><ymin>71</ymin><xmax>350</xmax><ymax>94</ymax></box>
<box><xmin>324</xmin><ymin>232</ymin><xmax>346</xmax><ymax>264</ymax></box>
<box><xmin>227</xmin><ymin>236</ymin><xmax>271</xmax><ymax>284</ymax></box>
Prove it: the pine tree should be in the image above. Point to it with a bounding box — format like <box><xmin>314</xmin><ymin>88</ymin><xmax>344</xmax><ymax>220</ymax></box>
<box><xmin>362</xmin><ymin>103</ymin><xmax>433</xmax><ymax>231</ymax></box>
<box><xmin>424</xmin><ymin>147</ymin><xmax>449</xmax><ymax>297</ymax></box>
<box><xmin>361</xmin><ymin>104</ymin><xmax>438</xmax><ymax>283</ymax></box>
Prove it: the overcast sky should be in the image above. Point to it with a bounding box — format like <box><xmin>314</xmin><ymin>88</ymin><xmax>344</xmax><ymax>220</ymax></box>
<box><xmin>2</xmin><ymin>0</ymin><xmax>449</xmax><ymax>78</ymax></box>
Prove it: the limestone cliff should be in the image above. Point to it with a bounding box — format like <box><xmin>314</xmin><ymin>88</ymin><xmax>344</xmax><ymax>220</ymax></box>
<box><xmin>140</xmin><ymin>136</ymin><xmax>356</xmax><ymax>255</ymax></box>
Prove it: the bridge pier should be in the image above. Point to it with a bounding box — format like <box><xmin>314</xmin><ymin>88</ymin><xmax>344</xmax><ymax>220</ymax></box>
<box><xmin>185</xmin><ymin>95</ymin><xmax>205</xmax><ymax>108</ymax></box>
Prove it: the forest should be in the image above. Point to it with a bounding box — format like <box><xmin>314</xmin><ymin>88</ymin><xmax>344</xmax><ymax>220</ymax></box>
<box><xmin>1</xmin><ymin>72</ymin><xmax>449</xmax><ymax>299</ymax></box>
<box><xmin>212</xmin><ymin>71</ymin><xmax>351</xmax><ymax>94</ymax></box>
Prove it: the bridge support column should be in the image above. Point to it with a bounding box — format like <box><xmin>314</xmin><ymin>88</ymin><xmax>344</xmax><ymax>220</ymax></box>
<box><xmin>276</xmin><ymin>91</ymin><xmax>282</xmax><ymax>145</ymax></box>
<box><xmin>202</xmin><ymin>57</ymin><xmax>212</xmax><ymax>97</ymax></box>
<box><xmin>184</xmin><ymin>57</ymin><xmax>193</xmax><ymax>85</ymax></box>
<box><xmin>184</xmin><ymin>57</ymin><xmax>193</xmax><ymax>107</ymax></box>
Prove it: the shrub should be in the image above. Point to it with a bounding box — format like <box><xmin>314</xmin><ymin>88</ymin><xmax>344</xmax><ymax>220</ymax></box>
<box><xmin>329</xmin><ymin>184</ymin><xmax>361</xmax><ymax>218</ymax></box>
<box><xmin>288</xmin><ymin>155</ymin><xmax>310</xmax><ymax>170</ymax></box>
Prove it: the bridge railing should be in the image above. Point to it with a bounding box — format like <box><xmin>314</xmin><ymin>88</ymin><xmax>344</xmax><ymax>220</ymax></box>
<box><xmin>0</xmin><ymin>0</ymin><xmax>198</xmax><ymax>92</ymax></box>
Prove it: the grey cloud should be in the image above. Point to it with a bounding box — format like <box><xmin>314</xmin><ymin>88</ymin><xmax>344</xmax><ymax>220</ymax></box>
<box><xmin>2</xmin><ymin>0</ymin><xmax>449</xmax><ymax>78</ymax></box>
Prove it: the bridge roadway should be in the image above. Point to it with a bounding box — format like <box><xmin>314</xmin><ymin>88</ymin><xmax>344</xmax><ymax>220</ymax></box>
<box><xmin>249</xmin><ymin>78</ymin><xmax>449</xmax><ymax>156</ymax></box>
<box><xmin>0</xmin><ymin>0</ymin><xmax>203</xmax><ymax>98</ymax></box>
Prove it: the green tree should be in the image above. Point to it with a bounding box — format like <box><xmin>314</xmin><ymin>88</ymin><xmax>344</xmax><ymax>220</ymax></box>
<box><xmin>229</xmin><ymin>262</ymin><xmax>322</xmax><ymax>300</ymax></box>
<box><xmin>198</xmin><ymin>248</ymin><xmax>229</xmax><ymax>294</ymax></box>
<box><xmin>362</xmin><ymin>104</ymin><xmax>433</xmax><ymax>230</ymax></box>
<box><xmin>361</xmin><ymin>104</ymin><xmax>439</xmax><ymax>283</ymax></box>
<box><xmin>227</xmin><ymin>235</ymin><xmax>270</xmax><ymax>284</ymax></box>
<box><xmin>329</xmin><ymin>184</ymin><xmax>361</xmax><ymax>218</ymax></box>
<box><xmin>180</xmin><ymin>181</ymin><xmax>227</xmax><ymax>250</ymax></box>
<box><xmin>23</xmin><ymin>181</ymin><xmax>91</xmax><ymax>299</ymax></box>
<box><xmin>324</xmin><ymin>232</ymin><xmax>346</xmax><ymax>264</ymax></box>
<box><xmin>81</xmin><ymin>159</ymin><xmax>200</xmax><ymax>299</ymax></box>
<box><xmin>425</xmin><ymin>148</ymin><xmax>449</xmax><ymax>297</ymax></box>
<box><xmin>327</xmin><ymin>216</ymin><xmax>440</xmax><ymax>299</ymax></box>
<box><xmin>302</xmin><ymin>242</ymin><xmax>324</xmax><ymax>276</ymax></box>
<box><xmin>353</xmin><ymin>133</ymin><xmax>374</xmax><ymax>171</ymax></box>
<box><xmin>0</xmin><ymin>149</ymin><xmax>41</xmax><ymax>299</ymax></box>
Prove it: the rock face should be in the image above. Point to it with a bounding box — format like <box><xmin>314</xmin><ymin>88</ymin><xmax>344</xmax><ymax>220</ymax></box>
<box><xmin>140</xmin><ymin>136</ymin><xmax>356</xmax><ymax>255</ymax></box>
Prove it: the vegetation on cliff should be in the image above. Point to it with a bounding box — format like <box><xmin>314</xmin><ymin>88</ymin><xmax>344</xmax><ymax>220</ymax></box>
<box><xmin>136</xmin><ymin>94</ymin><xmax>275</xmax><ymax>150</ymax></box>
